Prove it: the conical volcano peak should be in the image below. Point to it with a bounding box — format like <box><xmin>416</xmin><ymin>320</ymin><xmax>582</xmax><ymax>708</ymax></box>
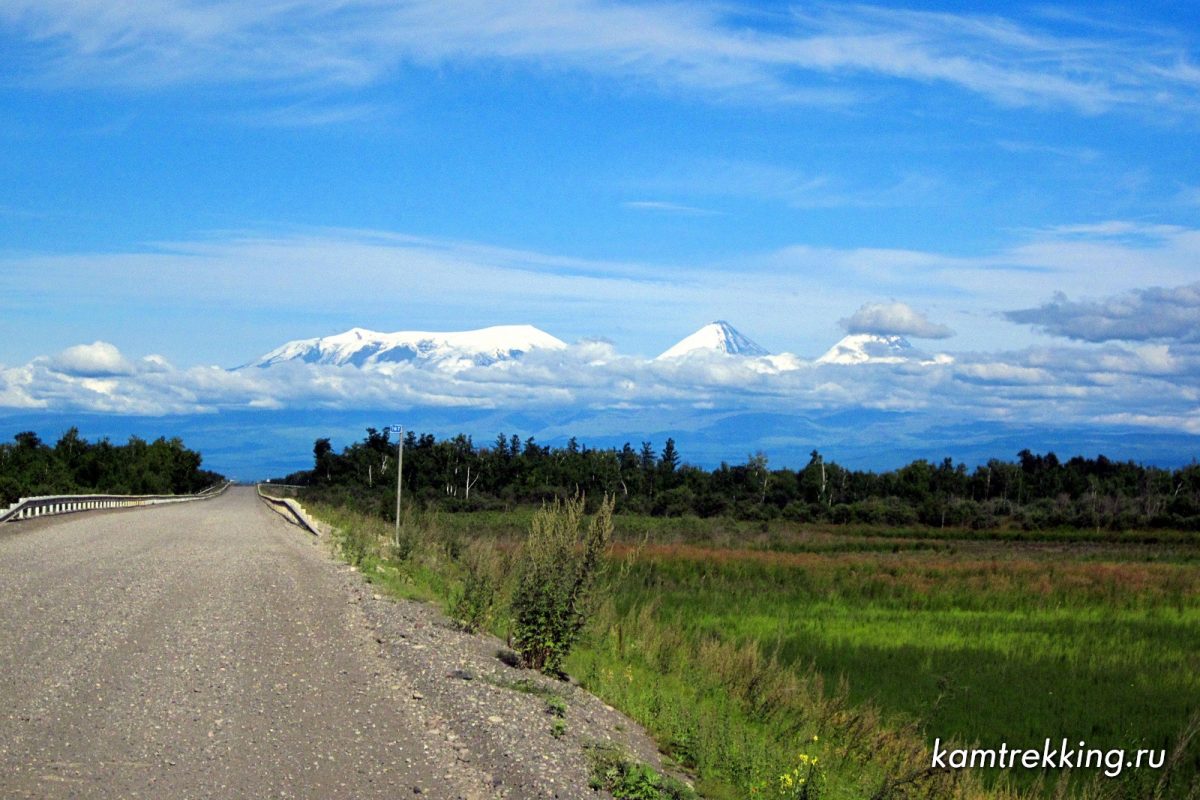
<box><xmin>657</xmin><ymin>321</ymin><xmax>769</xmax><ymax>359</ymax></box>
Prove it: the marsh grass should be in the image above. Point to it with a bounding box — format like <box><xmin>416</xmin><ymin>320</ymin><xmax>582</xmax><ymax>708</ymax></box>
<box><xmin>304</xmin><ymin>502</ymin><xmax>1200</xmax><ymax>799</ymax></box>
<box><xmin>573</xmin><ymin>538</ymin><xmax>1200</xmax><ymax>798</ymax></box>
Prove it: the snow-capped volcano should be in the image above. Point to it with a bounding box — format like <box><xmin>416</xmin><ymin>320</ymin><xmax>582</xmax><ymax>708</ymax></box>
<box><xmin>247</xmin><ymin>325</ymin><xmax>567</xmax><ymax>370</ymax></box>
<box><xmin>817</xmin><ymin>334</ymin><xmax>916</xmax><ymax>365</ymax></box>
<box><xmin>817</xmin><ymin>333</ymin><xmax>953</xmax><ymax>366</ymax></box>
<box><xmin>657</xmin><ymin>321</ymin><xmax>769</xmax><ymax>359</ymax></box>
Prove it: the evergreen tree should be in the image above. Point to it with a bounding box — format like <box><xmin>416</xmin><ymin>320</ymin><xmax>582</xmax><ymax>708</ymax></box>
<box><xmin>660</xmin><ymin>438</ymin><xmax>679</xmax><ymax>472</ymax></box>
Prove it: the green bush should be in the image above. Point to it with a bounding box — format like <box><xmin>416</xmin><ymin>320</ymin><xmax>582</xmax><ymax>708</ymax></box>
<box><xmin>389</xmin><ymin>510</ymin><xmax>422</xmax><ymax>562</ymax></box>
<box><xmin>546</xmin><ymin>695</ymin><xmax>568</xmax><ymax>718</ymax></box>
<box><xmin>587</xmin><ymin>743</ymin><xmax>696</xmax><ymax>800</ymax></box>
<box><xmin>511</xmin><ymin>495</ymin><xmax>613</xmax><ymax>675</ymax></box>
<box><xmin>452</xmin><ymin>540</ymin><xmax>506</xmax><ymax>633</ymax></box>
<box><xmin>339</xmin><ymin>518</ymin><xmax>378</xmax><ymax>566</ymax></box>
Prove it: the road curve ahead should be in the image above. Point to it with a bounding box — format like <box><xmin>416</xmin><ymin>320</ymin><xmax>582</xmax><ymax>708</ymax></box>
<box><xmin>0</xmin><ymin>487</ymin><xmax>495</xmax><ymax>799</ymax></box>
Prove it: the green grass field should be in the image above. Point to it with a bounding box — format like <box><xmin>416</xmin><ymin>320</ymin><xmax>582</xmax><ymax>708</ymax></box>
<box><xmin>587</xmin><ymin>542</ymin><xmax>1199</xmax><ymax>792</ymax></box>
<box><xmin>307</xmin><ymin>502</ymin><xmax>1200</xmax><ymax>799</ymax></box>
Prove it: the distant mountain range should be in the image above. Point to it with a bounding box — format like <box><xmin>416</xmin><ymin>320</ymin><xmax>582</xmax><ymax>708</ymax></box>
<box><xmin>246</xmin><ymin>321</ymin><xmax>950</xmax><ymax>370</ymax></box>
<box><xmin>246</xmin><ymin>325</ymin><xmax>567</xmax><ymax>370</ymax></box>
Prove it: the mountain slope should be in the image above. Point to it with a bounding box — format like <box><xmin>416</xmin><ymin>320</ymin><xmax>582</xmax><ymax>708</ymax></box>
<box><xmin>817</xmin><ymin>334</ymin><xmax>954</xmax><ymax>366</ymax></box>
<box><xmin>817</xmin><ymin>333</ymin><xmax>916</xmax><ymax>365</ymax></box>
<box><xmin>248</xmin><ymin>325</ymin><xmax>567</xmax><ymax>370</ymax></box>
<box><xmin>657</xmin><ymin>321</ymin><xmax>769</xmax><ymax>359</ymax></box>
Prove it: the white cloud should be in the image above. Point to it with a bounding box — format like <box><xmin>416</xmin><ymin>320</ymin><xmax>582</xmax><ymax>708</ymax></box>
<box><xmin>622</xmin><ymin>200</ymin><xmax>719</xmax><ymax>216</ymax></box>
<box><xmin>5</xmin><ymin>221</ymin><xmax>1200</xmax><ymax>365</ymax></box>
<box><xmin>3</xmin><ymin>337</ymin><xmax>1198</xmax><ymax>444</ymax></box>
<box><xmin>955</xmin><ymin>363</ymin><xmax>1051</xmax><ymax>386</ymax></box>
<box><xmin>1006</xmin><ymin>282</ymin><xmax>1200</xmax><ymax>343</ymax></box>
<box><xmin>840</xmin><ymin>302</ymin><xmax>954</xmax><ymax>339</ymax></box>
<box><xmin>140</xmin><ymin>354</ymin><xmax>173</xmax><ymax>373</ymax></box>
<box><xmin>630</xmin><ymin>159</ymin><xmax>942</xmax><ymax>210</ymax></box>
<box><xmin>996</xmin><ymin>140</ymin><xmax>1100</xmax><ymax>163</ymax></box>
<box><xmin>48</xmin><ymin>341</ymin><xmax>136</xmax><ymax>376</ymax></box>
<box><xmin>1178</xmin><ymin>185</ymin><xmax>1200</xmax><ymax>207</ymax></box>
<box><xmin>3</xmin><ymin>2</ymin><xmax>1199</xmax><ymax>116</ymax></box>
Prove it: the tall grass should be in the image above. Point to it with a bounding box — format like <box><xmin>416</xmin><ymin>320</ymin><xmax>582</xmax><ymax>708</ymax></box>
<box><xmin>303</xmin><ymin>502</ymin><xmax>1200</xmax><ymax>799</ymax></box>
<box><xmin>588</xmin><ymin>547</ymin><xmax>1199</xmax><ymax>797</ymax></box>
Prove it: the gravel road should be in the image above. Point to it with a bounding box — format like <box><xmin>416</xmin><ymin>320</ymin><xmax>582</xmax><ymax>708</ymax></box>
<box><xmin>0</xmin><ymin>487</ymin><xmax>664</xmax><ymax>799</ymax></box>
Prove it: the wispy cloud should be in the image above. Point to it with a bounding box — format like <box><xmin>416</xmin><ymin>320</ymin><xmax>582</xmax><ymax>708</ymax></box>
<box><xmin>633</xmin><ymin>160</ymin><xmax>943</xmax><ymax>209</ymax></box>
<box><xmin>3</xmin><ymin>1</ymin><xmax>1199</xmax><ymax>116</ymax></box>
<box><xmin>1176</xmin><ymin>185</ymin><xmax>1200</xmax><ymax>207</ymax></box>
<box><xmin>997</xmin><ymin>139</ymin><xmax>1101</xmax><ymax>163</ymax></box>
<box><xmin>622</xmin><ymin>200</ymin><xmax>720</xmax><ymax>216</ymax></box>
<box><xmin>4</xmin><ymin>221</ymin><xmax>1200</xmax><ymax>364</ymax></box>
<box><xmin>232</xmin><ymin>101</ymin><xmax>384</xmax><ymax>128</ymax></box>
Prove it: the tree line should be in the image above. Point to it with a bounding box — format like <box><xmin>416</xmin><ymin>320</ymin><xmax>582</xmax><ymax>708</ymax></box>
<box><xmin>0</xmin><ymin>428</ymin><xmax>224</xmax><ymax>505</ymax></box>
<box><xmin>282</xmin><ymin>428</ymin><xmax>1200</xmax><ymax>531</ymax></box>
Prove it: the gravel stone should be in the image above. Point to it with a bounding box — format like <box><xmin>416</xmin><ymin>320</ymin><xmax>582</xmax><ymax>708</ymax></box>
<box><xmin>0</xmin><ymin>487</ymin><xmax>669</xmax><ymax>799</ymax></box>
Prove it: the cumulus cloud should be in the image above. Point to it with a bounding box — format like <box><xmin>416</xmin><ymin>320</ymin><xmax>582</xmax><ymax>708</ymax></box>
<box><xmin>48</xmin><ymin>341</ymin><xmax>137</xmax><ymax>376</ymax></box>
<box><xmin>1005</xmin><ymin>282</ymin><xmax>1200</xmax><ymax>343</ymax></box>
<box><xmin>3</xmin><ymin>337</ymin><xmax>1199</xmax><ymax>442</ymax></box>
<box><xmin>839</xmin><ymin>302</ymin><xmax>954</xmax><ymax>339</ymax></box>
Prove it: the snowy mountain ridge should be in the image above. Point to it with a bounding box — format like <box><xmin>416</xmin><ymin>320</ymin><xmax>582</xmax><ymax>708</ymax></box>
<box><xmin>248</xmin><ymin>321</ymin><xmax>950</xmax><ymax>372</ymax></box>
<box><xmin>247</xmin><ymin>324</ymin><xmax>568</xmax><ymax>370</ymax></box>
<box><xmin>817</xmin><ymin>333</ymin><xmax>915</xmax><ymax>365</ymax></box>
<box><xmin>817</xmin><ymin>334</ymin><xmax>953</xmax><ymax>366</ymax></box>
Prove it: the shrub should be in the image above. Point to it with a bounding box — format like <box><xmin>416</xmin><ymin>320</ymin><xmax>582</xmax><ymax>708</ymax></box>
<box><xmin>653</xmin><ymin>486</ymin><xmax>696</xmax><ymax>517</ymax></box>
<box><xmin>587</xmin><ymin>743</ymin><xmax>696</xmax><ymax>800</ymax></box>
<box><xmin>389</xmin><ymin>508</ymin><xmax>422</xmax><ymax>562</ymax></box>
<box><xmin>550</xmin><ymin>718</ymin><xmax>567</xmax><ymax>738</ymax></box>
<box><xmin>781</xmin><ymin>501</ymin><xmax>812</xmax><ymax>522</ymax></box>
<box><xmin>511</xmin><ymin>494</ymin><xmax>614</xmax><ymax>675</ymax></box>
<box><xmin>338</xmin><ymin>515</ymin><xmax>381</xmax><ymax>566</ymax></box>
<box><xmin>452</xmin><ymin>540</ymin><xmax>506</xmax><ymax>633</ymax></box>
<box><xmin>546</xmin><ymin>695</ymin><xmax>568</xmax><ymax>718</ymax></box>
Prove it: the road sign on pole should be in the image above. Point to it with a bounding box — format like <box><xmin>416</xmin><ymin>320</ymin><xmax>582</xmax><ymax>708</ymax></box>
<box><xmin>391</xmin><ymin>425</ymin><xmax>404</xmax><ymax>546</ymax></box>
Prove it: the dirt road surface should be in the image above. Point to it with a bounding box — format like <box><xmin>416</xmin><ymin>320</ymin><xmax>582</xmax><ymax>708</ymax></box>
<box><xmin>0</xmin><ymin>486</ymin><xmax>651</xmax><ymax>799</ymax></box>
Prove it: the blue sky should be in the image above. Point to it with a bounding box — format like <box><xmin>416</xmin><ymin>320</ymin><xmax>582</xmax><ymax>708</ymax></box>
<box><xmin>1</xmin><ymin>1</ymin><xmax>1198</xmax><ymax>475</ymax></box>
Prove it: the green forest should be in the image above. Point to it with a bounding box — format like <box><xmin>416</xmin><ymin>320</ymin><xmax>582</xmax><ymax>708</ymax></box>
<box><xmin>283</xmin><ymin>428</ymin><xmax>1200</xmax><ymax>532</ymax></box>
<box><xmin>0</xmin><ymin>428</ymin><xmax>224</xmax><ymax>505</ymax></box>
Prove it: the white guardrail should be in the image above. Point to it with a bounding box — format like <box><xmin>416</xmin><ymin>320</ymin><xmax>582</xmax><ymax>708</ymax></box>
<box><xmin>0</xmin><ymin>481</ymin><xmax>231</xmax><ymax>525</ymax></box>
<box><xmin>256</xmin><ymin>485</ymin><xmax>324</xmax><ymax>537</ymax></box>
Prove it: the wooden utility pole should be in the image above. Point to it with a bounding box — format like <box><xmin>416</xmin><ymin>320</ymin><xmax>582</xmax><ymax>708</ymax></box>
<box><xmin>392</xmin><ymin>425</ymin><xmax>404</xmax><ymax>546</ymax></box>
